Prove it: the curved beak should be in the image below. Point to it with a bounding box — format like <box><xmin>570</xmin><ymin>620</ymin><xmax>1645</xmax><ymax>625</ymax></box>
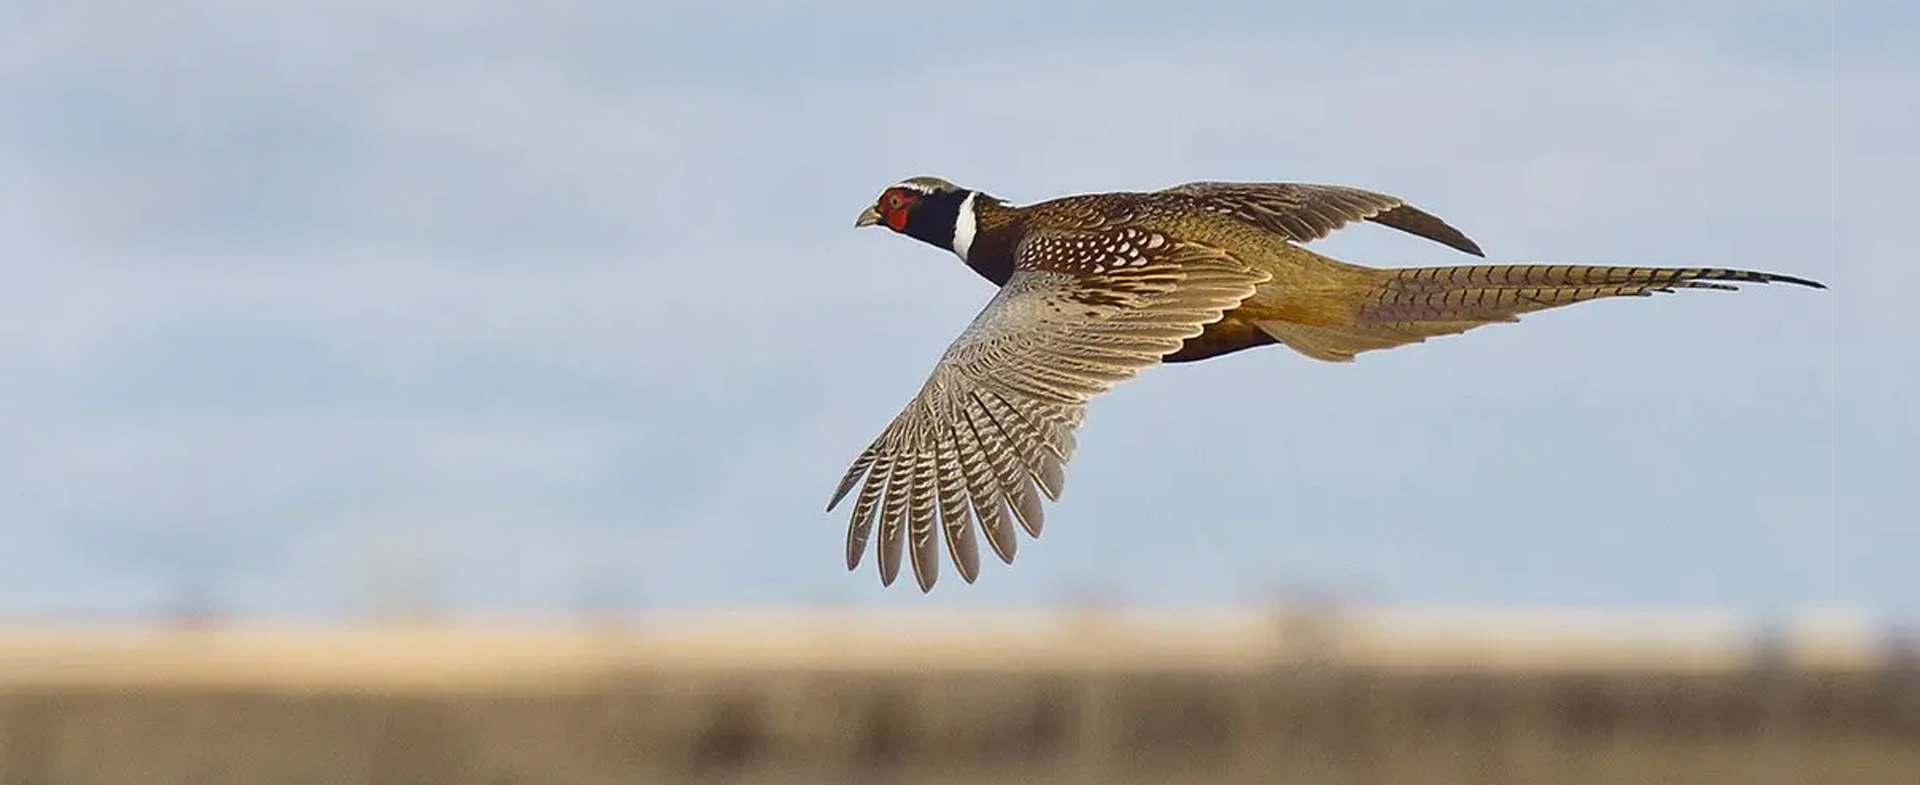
<box><xmin>854</xmin><ymin>205</ymin><xmax>882</xmax><ymax>228</ymax></box>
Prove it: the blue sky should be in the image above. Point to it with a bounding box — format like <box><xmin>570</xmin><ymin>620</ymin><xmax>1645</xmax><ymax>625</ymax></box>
<box><xmin>1</xmin><ymin>0</ymin><xmax>1913</xmax><ymax>620</ymax></box>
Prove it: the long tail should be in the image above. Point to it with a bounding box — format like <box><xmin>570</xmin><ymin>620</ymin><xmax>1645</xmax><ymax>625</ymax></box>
<box><xmin>1257</xmin><ymin>263</ymin><xmax>1825</xmax><ymax>362</ymax></box>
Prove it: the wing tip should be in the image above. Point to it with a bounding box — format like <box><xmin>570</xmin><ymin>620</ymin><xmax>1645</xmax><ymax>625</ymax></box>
<box><xmin>826</xmin><ymin>447</ymin><xmax>879</xmax><ymax>511</ymax></box>
<box><xmin>1369</xmin><ymin>204</ymin><xmax>1486</xmax><ymax>258</ymax></box>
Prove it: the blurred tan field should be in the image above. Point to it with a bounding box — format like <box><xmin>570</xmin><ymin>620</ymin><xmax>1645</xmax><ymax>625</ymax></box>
<box><xmin>1</xmin><ymin>605</ymin><xmax>1915</xmax><ymax>785</ymax></box>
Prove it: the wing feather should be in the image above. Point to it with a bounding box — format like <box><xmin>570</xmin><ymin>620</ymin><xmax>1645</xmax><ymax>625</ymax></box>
<box><xmin>905</xmin><ymin>448</ymin><xmax>941</xmax><ymax>591</ymax></box>
<box><xmin>875</xmin><ymin>450</ymin><xmax>912</xmax><ymax>586</ymax></box>
<box><xmin>842</xmin><ymin>450</ymin><xmax>886</xmax><ymax>571</ymax></box>
<box><xmin>1159</xmin><ymin>181</ymin><xmax>1485</xmax><ymax>257</ymax></box>
<box><xmin>956</xmin><ymin>402</ymin><xmax>1019</xmax><ymax>565</ymax></box>
<box><xmin>827</xmin><ymin>228</ymin><xmax>1268</xmax><ymax>590</ymax></box>
<box><xmin>932</xmin><ymin>430</ymin><xmax>981</xmax><ymax>583</ymax></box>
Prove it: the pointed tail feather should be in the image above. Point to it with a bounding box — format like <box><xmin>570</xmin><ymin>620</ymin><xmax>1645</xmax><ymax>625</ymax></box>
<box><xmin>1363</xmin><ymin>264</ymin><xmax>1824</xmax><ymax>324</ymax></box>
<box><xmin>1259</xmin><ymin>263</ymin><xmax>1824</xmax><ymax>362</ymax></box>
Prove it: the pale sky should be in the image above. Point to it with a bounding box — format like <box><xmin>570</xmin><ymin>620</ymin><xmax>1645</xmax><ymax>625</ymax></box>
<box><xmin>1</xmin><ymin>0</ymin><xmax>1913</xmax><ymax>620</ymax></box>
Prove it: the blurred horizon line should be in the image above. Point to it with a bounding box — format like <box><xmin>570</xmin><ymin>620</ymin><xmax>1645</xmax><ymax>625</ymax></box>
<box><xmin>2</xmin><ymin>600</ymin><xmax>1912</xmax><ymax>693</ymax></box>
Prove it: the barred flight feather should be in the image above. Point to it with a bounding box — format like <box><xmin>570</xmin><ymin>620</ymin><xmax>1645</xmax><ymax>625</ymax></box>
<box><xmin>827</xmin><ymin>229</ymin><xmax>1267</xmax><ymax>590</ymax></box>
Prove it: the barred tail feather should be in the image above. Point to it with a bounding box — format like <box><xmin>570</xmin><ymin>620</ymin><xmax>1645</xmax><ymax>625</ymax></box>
<box><xmin>1259</xmin><ymin>263</ymin><xmax>1825</xmax><ymax>362</ymax></box>
<box><xmin>1365</xmin><ymin>264</ymin><xmax>1824</xmax><ymax>323</ymax></box>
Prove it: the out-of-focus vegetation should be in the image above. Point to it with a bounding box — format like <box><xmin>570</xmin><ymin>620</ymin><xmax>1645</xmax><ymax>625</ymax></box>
<box><xmin>0</xmin><ymin>606</ymin><xmax>1914</xmax><ymax>785</ymax></box>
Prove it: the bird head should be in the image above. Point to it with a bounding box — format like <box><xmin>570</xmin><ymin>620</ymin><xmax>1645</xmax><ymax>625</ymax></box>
<box><xmin>855</xmin><ymin>175</ymin><xmax>979</xmax><ymax>260</ymax></box>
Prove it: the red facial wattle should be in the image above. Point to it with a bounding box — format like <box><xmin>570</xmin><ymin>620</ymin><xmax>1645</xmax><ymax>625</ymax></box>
<box><xmin>881</xmin><ymin>189</ymin><xmax>915</xmax><ymax>232</ymax></box>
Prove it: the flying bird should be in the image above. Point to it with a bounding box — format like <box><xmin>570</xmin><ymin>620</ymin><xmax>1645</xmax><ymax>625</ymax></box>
<box><xmin>827</xmin><ymin>176</ymin><xmax>1825</xmax><ymax>592</ymax></box>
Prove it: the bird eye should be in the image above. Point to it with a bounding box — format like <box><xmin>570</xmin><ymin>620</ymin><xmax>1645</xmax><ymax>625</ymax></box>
<box><xmin>887</xmin><ymin>194</ymin><xmax>904</xmax><ymax>209</ymax></box>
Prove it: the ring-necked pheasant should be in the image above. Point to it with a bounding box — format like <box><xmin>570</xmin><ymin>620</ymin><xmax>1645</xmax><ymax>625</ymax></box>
<box><xmin>829</xmin><ymin>175</ymin><xmax>1825</xmax><ymax>592</ymax></box>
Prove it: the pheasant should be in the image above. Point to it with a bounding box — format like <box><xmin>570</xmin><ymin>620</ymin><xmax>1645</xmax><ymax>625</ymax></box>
<box><xmin>829</xmin><ymin>175</ymin><xmax>1824</xmax><ymax>591</ymax></box>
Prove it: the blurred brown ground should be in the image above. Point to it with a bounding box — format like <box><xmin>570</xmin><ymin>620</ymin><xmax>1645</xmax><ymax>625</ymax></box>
<box><xmin>0</xmin><ymin>605</ymin><xmax>1915</xmax><ymax>785</ymax></box>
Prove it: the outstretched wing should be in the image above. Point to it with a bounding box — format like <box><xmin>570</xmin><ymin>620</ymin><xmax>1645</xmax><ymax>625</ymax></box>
<box><xmin>827</xmin><ymin>227</ymin><xmax>1268</xmax><ymax>591</ymax></box>
<box><xmin>1159</xmin><ymin>181</ymin><xmax>1486</xmax><ymax>257</ymax></box>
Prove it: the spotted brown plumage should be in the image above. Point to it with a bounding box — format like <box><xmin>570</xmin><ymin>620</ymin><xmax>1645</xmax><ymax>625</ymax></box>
<box><xmin>837</xmin><ymin>175</ymin><xmax>1826</xmax><ymax>591</ymax></box>
<box><xmin>1155</xmin><ymin>180</ymin><xmax>1486</xmax><ymax>257</ymax></box>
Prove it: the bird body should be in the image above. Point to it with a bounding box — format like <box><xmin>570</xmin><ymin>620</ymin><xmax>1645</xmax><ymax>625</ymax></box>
<box><xmin>835</xmin><ymin>175</ymin><xmax>1824</xmax><ymax>592</ymax></box>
